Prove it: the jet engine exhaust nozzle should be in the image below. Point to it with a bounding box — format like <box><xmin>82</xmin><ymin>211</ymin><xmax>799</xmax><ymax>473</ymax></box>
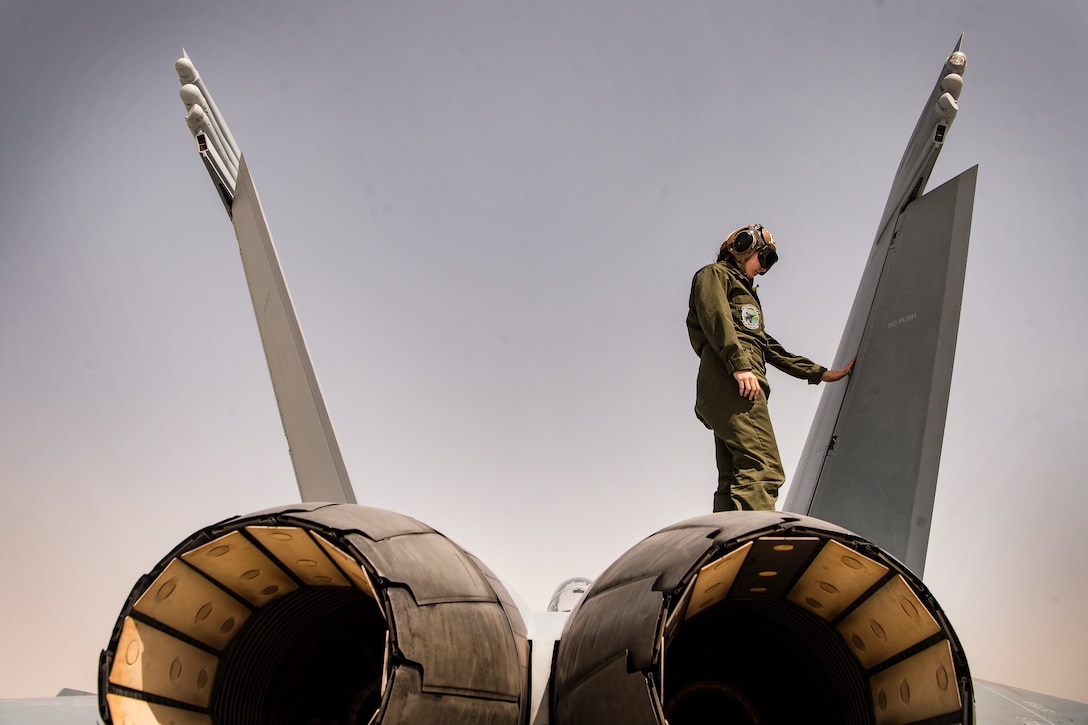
<box><xmin>98</xmin><ymin>503</ymin><xmax>529</xmax><ymax>725</ymax></box>
<box><xmin>552</xmin><ymin>511</ymin><xmax>973</xmax><ymax>725</ymax></box>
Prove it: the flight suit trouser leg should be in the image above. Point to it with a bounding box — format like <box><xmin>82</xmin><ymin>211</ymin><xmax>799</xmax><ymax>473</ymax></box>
<box><xmin>713</xmin><ymin>437</ymin><xmax>736</xmax><ymax>511</ymax></box>
<box><xmin>705</xmin><ymin>390</ymin><xmax>785</xmax><ymax>512</ymax></box>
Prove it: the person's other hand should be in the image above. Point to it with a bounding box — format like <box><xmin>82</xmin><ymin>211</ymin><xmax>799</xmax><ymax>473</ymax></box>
<box><xmin>733</xmin><ymin>370</ymin><xmax>761</xmax><ymax>400</ymax></box>
<box><xmin>821</xmin><ymin>358</ymin><xmax>855</xmax><ymax>383</ymax></box>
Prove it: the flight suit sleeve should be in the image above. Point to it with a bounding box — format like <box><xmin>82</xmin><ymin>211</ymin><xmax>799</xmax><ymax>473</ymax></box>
<box><xmin>765</xmin><ymin>334</ymin><xmax>825</xmax><ymax>384</ymax></box>
<box><xmin>690</xmin><ymin>266</ymin><xmax>753</xmax><ymax>374</ymax></box>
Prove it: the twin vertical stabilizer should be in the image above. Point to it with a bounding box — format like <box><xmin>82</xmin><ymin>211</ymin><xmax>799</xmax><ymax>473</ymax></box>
<box><xmin>782</xmin><ymin>38</ymin><xmax>976</xmax><ymax>576</ymax></box>
<box><xmin>175</xmin><ymin>52</ymin><xmax>356</xmax><ymax>504</ymax></box>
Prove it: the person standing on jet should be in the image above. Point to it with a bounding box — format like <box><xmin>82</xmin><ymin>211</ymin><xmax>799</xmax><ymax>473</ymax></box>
<box><xmin>687</xmin><ymin>224</ymin><xmax>854</xmax><ymax>512</ymax></box>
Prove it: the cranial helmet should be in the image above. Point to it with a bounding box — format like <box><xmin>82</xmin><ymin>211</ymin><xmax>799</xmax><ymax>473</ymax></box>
<box><xmin>719</xmin><ymin>224</ymin><xmax>778</xmax><ymax>271</ymax></box>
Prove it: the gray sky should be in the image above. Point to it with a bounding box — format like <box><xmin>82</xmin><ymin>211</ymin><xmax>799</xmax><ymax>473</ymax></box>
<box><xmin>2</xmin><ymin>0</ymin><xmax>1086</xmax><ymax>704</ymax></box>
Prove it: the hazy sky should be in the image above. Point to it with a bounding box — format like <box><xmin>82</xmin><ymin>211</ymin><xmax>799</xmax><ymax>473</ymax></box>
<box><xmin>2</xmin><ymin>0</ymin><xmax>1086</xmax><ymax>705</ymax></box>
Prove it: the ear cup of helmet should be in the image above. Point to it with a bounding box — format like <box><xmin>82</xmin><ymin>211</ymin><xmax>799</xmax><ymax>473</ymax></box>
<box><xmin>732</xmin><ymin>230</ymin><xmax>755</xmax><ymax>253</ymax></box>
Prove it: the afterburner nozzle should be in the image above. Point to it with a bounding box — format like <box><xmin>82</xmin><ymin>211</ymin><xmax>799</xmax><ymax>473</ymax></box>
<box><xmin>552</xmin><ymin>511</ymin><xmax>974</xmax><ymax>724</ymax></box>
<box><xmin>99</xmin><ymin>503</ymin><xmax>530</xmax><ymax>724</ymax></box>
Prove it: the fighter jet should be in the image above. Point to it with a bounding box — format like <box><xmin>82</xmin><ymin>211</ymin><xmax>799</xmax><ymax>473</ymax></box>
<box><xmin>66</xmin><ymin>38</ymin><xmax>1084</xmax><ymax>725</ymax></box>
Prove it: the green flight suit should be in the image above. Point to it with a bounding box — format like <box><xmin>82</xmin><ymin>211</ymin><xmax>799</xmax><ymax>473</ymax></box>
<box><xmin>687</xmin><ymin>262</ymin><xmax>825</xmax><ymax>512</ymax></box>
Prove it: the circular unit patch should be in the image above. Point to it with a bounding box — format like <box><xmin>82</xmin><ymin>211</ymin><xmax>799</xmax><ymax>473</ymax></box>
<box><xmin>740</xmin><ymin>304</ymin><xmax>762</xmax><ymax>330</ymax></box>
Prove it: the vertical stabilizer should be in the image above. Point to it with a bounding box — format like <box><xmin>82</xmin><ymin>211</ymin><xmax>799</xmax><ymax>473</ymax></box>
<box><xmin>783</xmin><ymin>39</ymin><xmax>974</xmax><ymax>577</ymax></box>
<box><xmin>176</xmin><ymin>53</ymin><xmax>356</xmax><ymax>504</ymax></box>
<box><xmin>229</xmin><ymin>158</ymin><xmax>356</xmax><ymax>503</ymax></box>
<box><xmin>784</xmin><ymin>168</ymin><xmax>975</xmax><ymax>575</ymax></box>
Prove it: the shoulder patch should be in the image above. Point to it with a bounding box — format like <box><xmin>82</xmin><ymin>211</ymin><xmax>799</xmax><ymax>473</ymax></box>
<box><xmin>741</xmin><ymin>303</ymin><xmax>762</xmax><ymax>330</ymax></box>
